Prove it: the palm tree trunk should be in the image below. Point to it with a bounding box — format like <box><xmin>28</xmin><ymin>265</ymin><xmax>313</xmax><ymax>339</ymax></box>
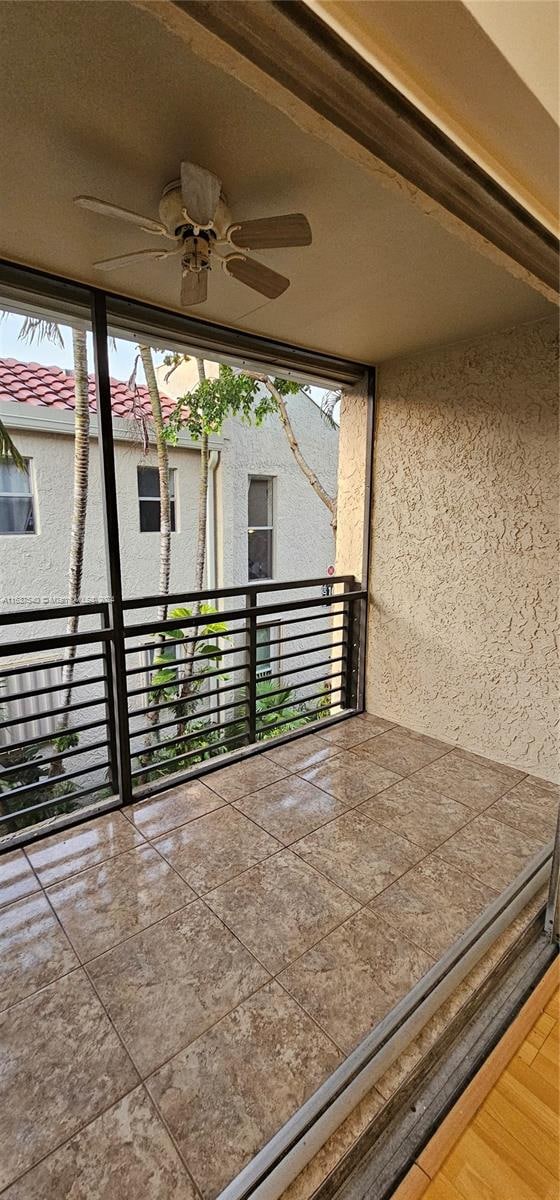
<box><xmin>50</xmin><ymin>328</ymin><xmax>90</xmax><ymax>773</ymax></box>
<box><xmin>177</xmin><ymin>358</ymin><xmax>208</xmax><ymax>732</ymax></box>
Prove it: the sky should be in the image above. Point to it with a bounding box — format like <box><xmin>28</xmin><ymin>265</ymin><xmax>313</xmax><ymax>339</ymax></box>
<box><xmin>0</xmin><ymin>311</ymin><xmax>339</xmax><ymax>420</ymax></box>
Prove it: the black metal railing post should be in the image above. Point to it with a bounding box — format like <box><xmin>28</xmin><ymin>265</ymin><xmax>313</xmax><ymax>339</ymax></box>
<box><xmin>343</xmin><ymin>580</ymin><xmax>361</xmax><ymax>712</ymax></box>
<box><xmin>101</xmin><ymin>603</ymin><xmax>119</xmax><ymax>798</ymax></box>
<box><xmin>91</xmin><ymin>291</ymin><xmax>133</xmax><ymax>806</ymax></box>
<box><xmin>247</xmin><ymin>587</ymin><xmax>258</xmax><ymax>744</ymax></box>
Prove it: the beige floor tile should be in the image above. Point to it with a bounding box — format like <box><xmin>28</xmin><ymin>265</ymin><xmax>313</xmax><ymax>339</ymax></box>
<box><xmin>154</xmin><ymin>806</ymin><xmax>280</xmax><ymax>894</ymax></box>
<box><xmin>301</xmin><ymin>750</ymin><xmax>401</xmax><ymax>805</ymax></box>
<box><xmin>127</xmin><ymin>779</ymin><xmax>225</xmax><ymax>839</ymax></box>
<box><xmin>354</xmin><ymin>726</ymin><xmax>450</xmax><ymax>776</ymax></box>
<box><xmin>46</xmin><ymin>844</ymin><xmax>195</xmax><ymax>960</ymax></box>
<box><xmin>235</xmin><ymin>775</ymin><xmax>349</xmax><ymax>844</ymax></box>
<box><xmin>206</xmin><ymin>849</ymin><xmax>359</xmax><ymax>973</ymax></box>
<box><xmin>318</xmin><ymin>714</ymin><xmax>393</xmax><ymax>749</ymax></box>
<box><xmin>369</xmin><ymin>856</ymin><xmax>497</xmax><ymax>957</ymax></box>
<box><xmin>487</xmin><ymin>776</ymin><xmax>559</xmax><ymax>843</ymax></box>
<box><xmin>0</xmin><ymin>968</ymin><xmax>137</xmax><ymax>1190</ymax></box>
<box><xmin>147</xmin><ymin>980</ymin><xmax>340</xmax><ymax>1200</ymax></box>
<box><xmin>2</xmin><ymin>1086</ymin><xmax>195</xmax><ymax>1200</ymax></box>
<box><xmin>203</xmin><ymin>755</ymin><xmax>288</xmax><ymax>801</ymax></box>
<box><xmin>412</xmin><ymin>748</ymin><xmax>526</xmax><ymax>811</ymax></box>
<box><xmin>358</xmin><ymin>776</ymin><xmax>472</xmax><ymax>851</ymax></box>
<box><xmin>0</xmin><ymin>849</ymin><xmax>40</xmax><ymax>908</ymax></box>
<box><xmin>293</xmin><ymin>811</ymin><xmax>424</xmax><ymax>903</ymax></box>
<box><xmin>263</xmin><ymin>732</ymin><xmax>338</xmax><ymax>772</ymax></box>
<box><xmin>26</xmin><ymin>811</ymin><xmax>144</xmax><ymax>886</ymax></box>
<box><xmin>279</xmin><ymin>910</ymin><xmax>432</xmax><ymax>1054</ymax></box>
<box><xmin>0</xmin><ymin>891</ymin><xmax>77</xmax><ymax>1011</ymax></box>
<box><xmin>88</xmin><ymin>900</ymin><xmax>269</xmax><ymax>1075</ymax></box>
<box><xmin>434</xmin><ymin>813</ymin><xmax>544</xmax><ymax>890</ymax></box>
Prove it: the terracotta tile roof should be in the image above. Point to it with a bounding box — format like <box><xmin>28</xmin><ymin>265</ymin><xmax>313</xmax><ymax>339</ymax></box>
<box><xmin>0</xmin><ymin>358</ymin><xmax>176</xmax><ymax>420</ymax></box>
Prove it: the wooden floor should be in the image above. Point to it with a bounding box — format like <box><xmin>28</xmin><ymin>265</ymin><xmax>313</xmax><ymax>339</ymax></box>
<box><xmin>393</xmin><ymin>962</ymin><xmax>559</xmax><ymax>1200</ymax></box>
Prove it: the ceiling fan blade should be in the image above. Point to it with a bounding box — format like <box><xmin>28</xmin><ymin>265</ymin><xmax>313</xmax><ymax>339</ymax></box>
<box><xmin>75</xmin><ymin>195</ymin><xmax>169</xmax><ymax>236</ymax></box>
<box><xmin>223</xmin><ymin>255</ymin><xmax>289</xmax><ymax>299</ymax></box>
<box><xmin>227</xmin><ymin>213</ymin><xmax>312</xmax><ymax>250</ymax></box>
<box><xmin>181</xmin><ymin>270</ymin><xmax>208</xmax><ymax>306</ymax></box>
<box><xmin>93</xmin><ymin>249</ymin><xmax>178</xmax><ymax>271</ymax></box>
<box><xmin>180</xmin><ymin>162</ymin><xmax>221</xmax><ymax>227</ymax></box>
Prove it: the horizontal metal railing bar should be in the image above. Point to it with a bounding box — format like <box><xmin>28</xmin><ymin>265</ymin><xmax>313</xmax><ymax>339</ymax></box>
<box><xmin>125</xmin><ymin>591</ymin><xmax>365</xmax><ymax>640</ymax></box>
<box><xmin>0</xmin><ymin>779</ymin><xmax>115</xmax><ymax>826</ymax></box>
<box><xmin>258</xmin><ymin>670</ymin><xmax>342</xmax><ymax>704</ymax></box>
<box><xmin>0</xmin><ymin>650</ymin><xmax>106</xmax><ymax>679</ymax></box>
<box><xmin>122</xmin><ymin>576</ymin><xmax>356</xmax><ymax>612</ymax></box>
<box><xmin>256</xmin><ymin>711</ymin><xmax>333</xmax><ymax>736</ymax></box>
<box><xmin>124</xmin><ymin>627</ymin><xmax>248</xmax><ymax>656</ymax></box>
<box><xmin>261</xmin><ymin>623</ymin><xmax>347</xmax><ymax>650</ymax></box>
<box><xmin>255</xmin><ymin>685</ymin><xmax>343</xmax><ymax>723</ymax></box>
<box><xmin>0</xmin><ymin>628</ymin><xmax>111</xmax><ymax>658</ymax></box>
<box><xmin>2</xmin><ymin>758</ymin><xmax>110</xmax><ymax>802</ymax></box>
<box><xmin>1</xmin><ymin>691</ymin><xmax>107</xmax><ymax>730</ymax></box>
<box><xmin>127</xmin><ymin>660</ymin><xmax>247</xmax><ymax>700</ymax></box>
<box><xmin>130</xmin><ymin>714</ymin><xmax>248</xmax><ymax>762</ymax></box>
<box><xmin>0</xmin><ymin>737</ymin><xmax>110</xmax><ymax>778</ymax></box>
<box><xmin>130</xmin><ymin>730</ymin><xmax>249</xmax><ymax>779</ymax></box>
<box><xmin>129</xmin><ymin>697</ymin><xmax>250</xmax><ymax>741</ymax></box>
<box><xmin>264</xmin><ymin>640</ymin><xmax>346</xmax><ymax>669</ymax></box>
<box><xmin>128</xmin><ymin>709</ymin><xmax>357</xmax><ymax>806</ymax></box>
<box><xmin>124</xmin><ymin>641</ymin><xmax>248</xmax><ymax>677</ymax></box>
<box><xmin>254</xmin><ymin>609</ymin><xmax>348</xmax><ymax>635</ymax></box>
<box><xmin>0</xmin><ymin>600</ymin><xmax>109</xmax><ymax>625</ymax></box>
<box><xmin>132</xmin><ymin>678</ymin><xmax>248</xmax><ymax>720</ymax></box>
<box><xmin>2</xmin><ymin>672</ymin><xmax>107</xmax><ymax>705</ymax></box>
<box><xmin>2</xmin><ymin>716</ymin><xmax>108</xmax><ymax>755</ymax></box>
<box><xmin>262</xmin><ymin>657</ymin><xmax>344</xmax><ymax>689</ymax></box>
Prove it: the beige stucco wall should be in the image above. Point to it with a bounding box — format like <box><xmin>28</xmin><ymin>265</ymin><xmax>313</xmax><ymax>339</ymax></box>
<box><xmin>365</xmin><ymin>315</ymin><xmax>559</xmax><ymax>781</ymax></box>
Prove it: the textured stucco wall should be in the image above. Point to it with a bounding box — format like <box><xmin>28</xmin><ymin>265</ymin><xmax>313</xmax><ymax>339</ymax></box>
<box><xmin>367</xmin><ymin>316</ymin><xmax>559</xmax><ymax>781</ymax></box>
<box><xmin>335</xmin><ymin>379</ymin><xmax>369</xmax><ymax>580</ymax></box>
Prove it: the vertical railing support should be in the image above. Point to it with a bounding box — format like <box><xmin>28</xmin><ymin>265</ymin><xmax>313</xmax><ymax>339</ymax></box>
<box><xmin>91</xmin><ymin>291</ymin><xmax>133</xmax><ymax>806</ymax></box>
<box><xmin>247</xmin><ymin>588</ymin><xmax>258</xmax><ymax>744</ymax></box>
<box><xmin>343</xmin><ymin>580</ymin><xmax>361</xmax><ymax>712</ymax></box>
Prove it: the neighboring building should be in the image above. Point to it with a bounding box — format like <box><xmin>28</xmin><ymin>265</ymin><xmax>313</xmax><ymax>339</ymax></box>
<box><xmin>0</xmin><ymin>356</ymin><xmax>338</xmax><ymax>755</ymax></box>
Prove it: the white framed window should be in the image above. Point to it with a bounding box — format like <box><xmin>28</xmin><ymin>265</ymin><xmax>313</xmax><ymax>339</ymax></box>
<box><xmin>137</xmin><ymin>466</ymin><xmax>176</xmax><ymax>532</ymax></box>
<box><xmin>0</xmin><ymin>457</ymin><xmax>36</xmax><ymax>535</ymax></box>
<box><xmin>248</xmin><ymin>476</ymin><xmax>273</xmax><ymax>581</ymax></box>
<box><xmin>256</xmin><ymin>624</ymin><xmax>273</xmax><ymax>680</ymax></box>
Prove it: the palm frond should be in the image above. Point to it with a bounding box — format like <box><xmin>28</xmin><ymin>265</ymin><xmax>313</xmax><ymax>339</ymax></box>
<box><xmin>0</xmin><ymin>420</ymin><xmax>25</xmax><ymax>469</ymax></box>
<box><xmin>320</xmin><ymin>390</ymin><xmax>341</xmax><ymax>429</ymax></box>
<box><xmin>18</xmin><ymin>317</ymin><xmax>64</xmax><ymax>347</ymax></box>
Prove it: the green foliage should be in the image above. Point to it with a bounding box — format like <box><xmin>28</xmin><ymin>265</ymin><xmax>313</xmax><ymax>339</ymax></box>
<box><xmin>164</xmin><ymin>361</ymin><xmax>300</xmax><ymax>444</ymax></box>
<box><xmin>0</xmin><ymin>741</ymin><xmax>79</xmax><ymax>835</ymax></box>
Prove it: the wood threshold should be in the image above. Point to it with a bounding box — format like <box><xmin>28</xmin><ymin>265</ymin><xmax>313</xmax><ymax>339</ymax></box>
<box><xmin>391</xmin><ymin>957</ymin><xmax>559</xmax><ymax>1200</ymax></box>
<box><xmin>175</xmin><ymin>0</ymin><xmax>559</xmax><ymax>295</ymax></box>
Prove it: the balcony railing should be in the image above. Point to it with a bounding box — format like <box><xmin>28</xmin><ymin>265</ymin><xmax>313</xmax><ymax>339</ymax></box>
<box><xmin>0</xmin><ymin>576</ymin><xmax>366</xmax><ymax>845</ymax></box>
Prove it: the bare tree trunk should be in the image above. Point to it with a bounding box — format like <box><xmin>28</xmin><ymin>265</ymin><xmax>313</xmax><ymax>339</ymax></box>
<box><xmin>260</xmin><ymin>377</ymin><xmax>337</xmax><ymax>533</ymax></box>
<box><xmin>139</xmin><ymin>345</ymin><xmax>171</xmax><ymax>622</ymax></box>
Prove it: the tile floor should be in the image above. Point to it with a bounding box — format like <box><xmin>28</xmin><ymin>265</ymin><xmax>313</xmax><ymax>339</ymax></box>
<box><xmin>0</xmin><ymin>715</ymin><xmax>557</xmax><ymax>1199</ymax></box>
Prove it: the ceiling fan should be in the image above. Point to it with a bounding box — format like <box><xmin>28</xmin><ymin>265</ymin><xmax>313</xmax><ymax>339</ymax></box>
<box><xmin>74</xmin><ymin>161</ymin><xmax>312</xmax><ymax>306</ymax></box>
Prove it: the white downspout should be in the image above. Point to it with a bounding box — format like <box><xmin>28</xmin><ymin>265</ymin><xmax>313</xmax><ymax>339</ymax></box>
<box><xmin>206</xmin><ymin>450</ymin><xmax>219</xmax><ymax>590</ymax></box>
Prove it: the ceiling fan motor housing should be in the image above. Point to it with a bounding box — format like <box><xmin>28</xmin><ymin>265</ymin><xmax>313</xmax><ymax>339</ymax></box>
<box><xmin>159</xmin><ymin>181</ymin><xmax>230</xmax><ymax>238</ymax></box>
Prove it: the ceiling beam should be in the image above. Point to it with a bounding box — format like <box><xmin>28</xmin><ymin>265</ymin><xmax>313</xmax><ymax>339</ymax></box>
<box><xmin>175</xmin><ymin>0</ymin><xmax>559</xmax><ymax>296</ymax></box>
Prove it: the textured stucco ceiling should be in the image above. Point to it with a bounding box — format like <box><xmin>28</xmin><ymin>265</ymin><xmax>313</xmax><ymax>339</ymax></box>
<box><xmin>0</xmin><ymin>0</ymin><xmax>552</xmax><ymax>365</ymax></box>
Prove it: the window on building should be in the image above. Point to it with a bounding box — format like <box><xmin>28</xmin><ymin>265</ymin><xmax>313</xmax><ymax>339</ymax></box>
<box><xmin>138</xmin><ymin>466</ymin><xmax>176</xmax><ymax>532</ymax></box>
<box><xmin>0</xmin><ymin>458</ymin><xmax>36</xmax><ymax>534</ymax></box>
<box><xmin>248</xmin><ymin>476</ymin><xmax>273</xmax><ymax>580</ymax></box>
<box><xmin>256</xmin><ymin>624</ymin><xmax>273</xmax><ymax>679</ymax></box>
